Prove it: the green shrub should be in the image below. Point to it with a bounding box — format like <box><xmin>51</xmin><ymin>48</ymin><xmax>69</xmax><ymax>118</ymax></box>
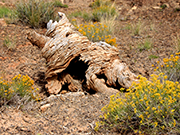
<box><xmin>124</xmin><ymin>24</ymin><xmax>131</xmax><ymax>30</ymax></box>
<box><xmin>68</xmin><ymin>11</ymin><xmax>92</xmax><ymax>22</ymax></box>
<box><xmin>69</xmin><ymin>11</ymin><xmax>83</xmax><ymax>18</ymax></box>
<box><xmin>153</xmin><ymin>53</ymin><xmax>180</xmax><ymax>82</ymax></box>
<box><xmin>95</xmin><ymin>74</ymin><xmax>180</xmax><ymax>134</ymax></box>
<box><xmin>0</xmin><ymin>6</ymin><xmax>13</xmax><ymax>18</ymax></box>
<box><xmin>53</xmin><ymin>0</ymin><xmax>68</xmax><ymax>8</ymax></box>
<box><xmin>3</xmin><ymin>36</ymin><xmax>16</xmax><ymax>50</ymax></box>
<box><xmin>69</xmin><ymin>0</ymin><xmax>117</xmax><ymax>33</ymax></box>
<box><xmin>138</xmin><ymin>39</ymin><xmax>152</xmax><ymax>52</ymax></box>
<box><xmin>160</xmin><ymin>4</ymin><xmax>167</xmax><ymax>9</ymax></box>
<box><xmin>132</xmin><ymin>20</ymin><xmax>144</xmax><ymax>36</ymax></box>
<box><xmin>75</xmin><ymin>21</ymin><xmax>117</xmax><ymax>46</ymax></box>
<box><xmin>82</xmin><ymin>12</ymin><xmax>93</xmax><ymax>22</ymax></box>
<box><xmin>89</xmin><ymin>0</ymin><xmax>111</xmax><ymax>9</ymax></box>
<box><xmin>92</xmin><ymin>5</ymin><xmax>117</xmax><ymax>22</ymax></box>
<box><xmin>0</xmin><ymin>6</ymin><xmax>18</xmax><ymax>24</ymax></box>
<box><xmin>16</xmin><ymin>0</ymin><xmax>56</xmax><ymax>28</ymax></box>
<box><xmin>0</xmin><ymin>74</ymin><xmax>40</xmax><ymax>106</ymax></box>
<box><xmin>148</xmin><ymin>55</ymin><xmax>159</xmax><ymax>59</ymax></box>
<box><xmin>69</xmin><ymin>0</ymin><xmax>118</xmax><ymax>44</ymax></box>
<box><xmin>71</xmin><ymin>0</ymin><xmax>118</xmax><ymax>22</ymax></box>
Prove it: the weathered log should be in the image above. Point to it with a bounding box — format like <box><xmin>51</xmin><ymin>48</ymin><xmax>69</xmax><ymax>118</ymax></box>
<box><xmin>27</xmin><ymin>12</ymin><xmax>139</xmax><ymax>95</ymax></box>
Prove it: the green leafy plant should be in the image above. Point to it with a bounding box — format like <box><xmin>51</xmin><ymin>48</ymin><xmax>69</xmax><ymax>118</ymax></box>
<box><xmin>124</xmin><ymin>24</ymin><xmax>131</xmax><ymax>30</ymax></box>
<box><xmin>89</xmin><ymin>0</ymin><xmax>111</xmax><ymax>9</ymax></box>
<box><xmin>69</xmin><ymin>0</ymin><xmax>117</xmax><ymax>33</ymax></box>
<box><xmin>0</xmin><ymin>6</ymin><xmax>13</xmax><ymax>18</ymax></box>
<box><xmin>68</xmin><ymin>11</ymin><xmax>92</xmax><ymax>22</ymax></box>
<box><xmin>148</xmin><ymin>55</ymin><xmax>159</xmax><ymax>59</ymax></box>
<box><xmin>69</xmin><ymin>11</ymin><xmax>83</xmax><ymax>18</ymax></box>
<box><xmin>16</xmin><ymin>0</ymin><xmax>56</xmax><ymax>28</ymax></box>
<box><xmin>150</xmin><ymin>23</ymin><xmax>155</xmax><ymax>31</ymax></box>
<box><xmin>0</xmin><ymin>6</ymin><xmax>18</xmax><ymax>24</ymax></box>
<box><xmin>174</xmin><ymin>8</ymin><xmax>180</xmax><ymax>12</ymax></box>
<box><xmin>53</xmin><ymin>0</ymin><xmax>68</xmax><ymax>8</ymax></box>
<box><xmin>160</xmin><ymin>4</ymin><xmax>167</xmax><ymax>9</ymax></box>
<box><xmin>138</xmin><ymin>39</ymin><xmax>152</xmax><ymax>52</ymax></box>
<box><xmin>95</xmin><ymin>73</ymin><xmax>180</xmax><ymax>134</ymax></box>
<box><xmin>92</xmin><ymin>5</ymin><xmax>117</xmax><ymax>22</ymax></box>
<box><xmin>3</xmin><ymin>36</ymin><xmax>16</xmax><ymax>51</ymax></box>
<box><xmin>0</xmin><ymin>74</ymin><xmax>41</xmax><ymax>106</ymax></box>
<box><xmin>75</xmin><ymin>22</ymin><xmax>117</xmax><ymax>46</ymax></box>
<box><xmin>131</xmin><ymin>20</ymin><xmax>144</xmax><ymax>36</ymax></box>
<box><xmin>82</xmin><ymin>12</ymin><xmax>93</xmax><ymax>22</ymax></box>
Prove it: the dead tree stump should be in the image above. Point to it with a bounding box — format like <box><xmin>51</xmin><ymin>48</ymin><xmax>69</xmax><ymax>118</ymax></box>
<box><xmin>27</xmin><ymin>12</ymin><xmax>139</xmax><ymax>95</ymax></box>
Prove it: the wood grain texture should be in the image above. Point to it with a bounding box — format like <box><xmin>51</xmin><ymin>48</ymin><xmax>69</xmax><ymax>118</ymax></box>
<box><xmin>27</xmin><ymin>12</ymin><xmax>139</xmax><ymax>95</ymax></box>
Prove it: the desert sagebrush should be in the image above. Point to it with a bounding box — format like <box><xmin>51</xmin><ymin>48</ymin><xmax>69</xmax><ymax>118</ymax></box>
<box><xmin>0</xmin><ymin>74</ymin><xmax>41</xmax><ymax>106</ymax></box>
<box><xmin>95</xmin><ymin>73</ymin><xmax>180</xmax><ymax>134</ymax></box>
<box><xmin>153</xmin><ymin>53</ymin><xmax>180</xmax><ymax>82</ymax></box>
<box><xmin>16</xmin><ymin>0</ymin><xmax>56</xmax><ymax>28</ymax></box>
<box><xmin>73</xmin><ymin>21</ymin><xmax>117</xmax><ymax>46</ymax></box>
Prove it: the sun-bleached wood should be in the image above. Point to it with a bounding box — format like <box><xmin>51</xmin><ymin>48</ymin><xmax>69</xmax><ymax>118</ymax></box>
<box><xmin>27</xmin><ymin>12</ymin><xmax>139</xmax><ymax>95</ymax></box>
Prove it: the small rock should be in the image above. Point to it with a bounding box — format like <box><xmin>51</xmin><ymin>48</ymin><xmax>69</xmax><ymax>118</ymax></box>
<box><xmin>128</xmin><ymin>6</ymin><xmax>137</xmax><ymax>14</ymax></box>
<box><xmin>65</xmin><ymin>92</ymin><xmax>85</xmax><ymax>97</ymax></box>
<box><xmin>0</xmin><ymin>2</ymin><xmax>5</xmax><ymax>6</ymax></box>
<box><xmin>0</xmin><ymin>30</ymin><xmax>5</xmax><ymax>35</ymax></box>
<box><xmin>152</xmin><ymin>6</ymin><xmax>161</xmax><ymax>9</ymax></box>
<box><xmin>157</xmin><ymin>3</ymin><xmax>161</xmax><ymax>6</ymax></box>
<box><xmin>93</xmin><ymin>94</ymin><xmax>99</xmax><ymax>98</ymax></box>
<box><xmin>47</xmin><ymin>95</ymin><xmax>57</xmax><ymax>102</ymax></box>
<box><xmin>118</xmin><ymin>7</ymin><xmax>122</xmax><ymax>11</ymax></box>
<box><xmin>40</xmin><ymin>101</ymin><xmax>47</xmax><ymax>105</ymax></box>
<box><xmin>40</xmin><ymin>104</ymin><xmax>51</xmax><ymax>112</ymax></box>
<box><xmin>0</xmin><ymin>18</ymin><xmax>7</xmax><ymax>27</ymax></box>
<box><xmin>60</xmin><ymin>90</ymin><xmax>68</xmax><ymax>94</ymax></box>
<box><xmin>164</xmin><ymin>3</ymin><xmax>169</xmax><ymax>8</ymax></box>
<box><xmin>131</xmin><ymin>6</ymin><xmax>137</xmax><ymax>10</ymax></box>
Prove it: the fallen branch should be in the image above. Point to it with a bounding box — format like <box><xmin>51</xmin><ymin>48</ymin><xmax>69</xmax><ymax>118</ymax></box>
<box><xmin>27</xmin><ymin>12</ymin><xmax>139</xmax><ymax>95</ymax></box>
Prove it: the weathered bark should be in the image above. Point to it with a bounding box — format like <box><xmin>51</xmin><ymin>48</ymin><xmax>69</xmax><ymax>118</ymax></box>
<box><xmin>27</xmin><ymin>12</ymin><xmax>139</xmax><ymax>95</ymax></box>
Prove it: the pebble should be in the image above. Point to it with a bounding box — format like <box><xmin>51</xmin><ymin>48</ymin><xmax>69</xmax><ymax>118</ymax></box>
<box><xmin>40</xmin><ymin>104</ymin><xmax>51</xmax><ymax>112</ymax></box>
<box><xmin>0</xmin><ymin>18</ymin><xmax>7</xmax><ymax>27</ymax></box>
<box><xmin>47</xmin><ymin>94</ymin><xmax>57</xmax><ymax>102</ymax></box>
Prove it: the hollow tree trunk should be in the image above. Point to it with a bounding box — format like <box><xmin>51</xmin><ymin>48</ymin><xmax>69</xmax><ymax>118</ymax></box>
<box><xmin>27</xmin><ymin>12</ymin><xmax>139</xmax><ymax>95</ymax></box>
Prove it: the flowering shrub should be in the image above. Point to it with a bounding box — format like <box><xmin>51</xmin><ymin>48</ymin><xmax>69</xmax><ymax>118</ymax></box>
<box><xmin>153</xmin><ymin>52</ymin><xmax>180</xmax><ymax>82</ymax></box>
<box><xmin>69</xmin><ymin>0</ymin><xmax>117</xmax><ymax>38</ymax></box>
<box><xmin>95</xmin><ymin>73</ymin><xmax>180</xmax><ymax>134</ymax></box>
<box><xmin>73</xmin><ymin>21</ymin><xmax>117</xmax><ymax>46</ymax></box>
<box><xmin>0</xmin><ymin>74</ymin><xmax>41</xmax><ymax>105</ymax></box>
<box><xmin>0</xmin><ymin>78</ymin><xmax>13</xmax><ymax>101</ymax></box>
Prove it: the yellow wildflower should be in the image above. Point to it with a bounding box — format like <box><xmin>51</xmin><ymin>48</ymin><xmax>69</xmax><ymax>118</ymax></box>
<box><xmin>154</xmin><ymin>122</ymin><xmax>158</xmax><ymax>127</ymax></box>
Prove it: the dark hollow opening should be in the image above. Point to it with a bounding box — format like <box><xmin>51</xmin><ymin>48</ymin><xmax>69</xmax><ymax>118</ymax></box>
<box><xmin>65</xmin><ymin>56</ymin><xmax>88</xmax><ymax>81</ymax></box>
<box><xmin>58</xmin><ymin>56</ymin><xmax>97</xmax><ymax>94</ymax></box>
<box><xmin>97</xmin><ymin>74</ymin><xmax>122</xmax><ymax>91</ymax></box>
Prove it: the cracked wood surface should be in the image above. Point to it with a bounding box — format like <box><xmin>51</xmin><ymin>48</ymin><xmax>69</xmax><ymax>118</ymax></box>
<box><xmin>27</xmin><ymin>12</ymin><xmax>139</xmax><ymax>95</ymax></box>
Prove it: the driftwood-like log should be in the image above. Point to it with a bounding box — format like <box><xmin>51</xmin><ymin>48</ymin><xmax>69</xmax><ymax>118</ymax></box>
<box><xmin>27</xmin><ymin>12</ymin><xmax>139</xmax><ymax>95</ymax></box>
